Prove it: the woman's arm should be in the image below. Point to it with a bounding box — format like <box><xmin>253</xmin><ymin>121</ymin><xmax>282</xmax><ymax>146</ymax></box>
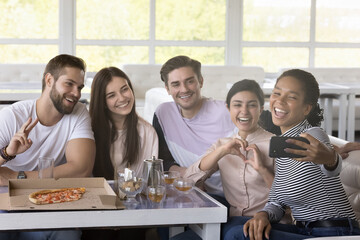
<box><xmin>285</xmin><ymin>129</ymin><xmax>341</xmax><ymax>176</ymax></box>
<box><xmin>243</xmin><ymin>211</ymin><xmax>272</xmax><ymax>240</ymax></box>
<box><xmin>199</xmin><ymin>138</ymin><xmax>247</xmax><ymax>171</ymax></box>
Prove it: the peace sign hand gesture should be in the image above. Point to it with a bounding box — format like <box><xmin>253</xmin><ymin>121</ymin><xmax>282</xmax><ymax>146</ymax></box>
<box><xmin>6</xmin><ymin>117</ymin><xmax>39</xmax><ymax>156</ymax></box>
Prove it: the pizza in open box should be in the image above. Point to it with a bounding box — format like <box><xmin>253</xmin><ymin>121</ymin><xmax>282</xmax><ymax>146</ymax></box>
<box><xmin>29</xmin><ymin>187</ymin><xmax>86</xmax><ymax>205</ymax></box>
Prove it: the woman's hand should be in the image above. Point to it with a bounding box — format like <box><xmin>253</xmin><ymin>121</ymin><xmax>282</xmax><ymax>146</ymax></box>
<box><xmin>284</xmin><ymin>133</ymin><xmax>336</xmax><ymax>166</ymax></box>
<box><xmin>244</xmin><ymin>144</ymin><xmax>264</xmax><ymax>171</ymax></box>
<box><xmin>199</xmin><ymin>137</ymin><xmax>248</xmax><ymax>171</ymax></box>
<box><xmin>245</xmin><ymin>144</ymin><xmax>275</xmax><ymax>188</ymax></box>
<box><xmin>6</xmin><ymin>117</ymin><xmax>39</xmax><ymax>156</ymax></box>
<box><xmin>223</xmin><ymin>137</ymin><xmax>248</xmax><ymax>159</ymax></box>
<box><xmin>243</xmin><ymin>211</ymin><xmax>272</xmax><ymax>240</ymax></box>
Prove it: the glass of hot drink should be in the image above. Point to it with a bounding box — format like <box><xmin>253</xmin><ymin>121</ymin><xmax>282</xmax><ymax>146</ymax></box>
<box><xmin>173</xmin><ymin>178</ymin><xmax>194</xmax><ymax>194</ymax></box>
<box><xmin>163</xmin><ymin>171</ymin><xmax>180</xmax><ymax>186</ymax></box>
<box><xmin>147</xmin><ymin>185</ymin><xmax>166</xmax><ymax>206</ymax></box>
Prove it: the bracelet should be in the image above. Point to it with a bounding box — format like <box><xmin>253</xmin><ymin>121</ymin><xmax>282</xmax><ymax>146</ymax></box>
<box><xmin>0</xmin><ymin>145</ymin><xmax>16</xmax><ymax>162</ymax></box>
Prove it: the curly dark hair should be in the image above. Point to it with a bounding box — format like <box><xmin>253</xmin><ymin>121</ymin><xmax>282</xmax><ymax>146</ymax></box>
<box><xmin>276</xmin><ymin>69</ymin><xmax>324</xmax><ymax>126</ymax></box>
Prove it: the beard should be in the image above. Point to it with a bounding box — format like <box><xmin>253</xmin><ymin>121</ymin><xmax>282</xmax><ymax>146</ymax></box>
<box><xmin>50</xmin><ymin>85</ymin><xmax>76</xmax><ymax>114</ymax></box>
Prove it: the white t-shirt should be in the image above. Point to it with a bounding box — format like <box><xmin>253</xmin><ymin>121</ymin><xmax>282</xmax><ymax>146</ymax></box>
<box><xmin>0</xmin><ymin>99</ymin><xmax>94</xmax><ymax>171</ymax></box>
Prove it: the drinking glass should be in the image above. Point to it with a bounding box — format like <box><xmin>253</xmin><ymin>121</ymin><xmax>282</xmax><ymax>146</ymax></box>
<box><xmin>163</xmin><ymin>171</ymin><xmax>180</xmax><ymax>186</ymax></box>
<box><xmin>173</xmin><ymin>178</ymin><xmax>194</xmax><ymax>194</ymax></box>
<box><xmin>118</xmin><ymin>172</ymin><xmax>145</xmax><ymax>204</ymax></box>
<box><xmin>147</xmin><ymin>185</ymin><xmax>166</xmax><ymax>206</ymax></box>
<box><xmin>38</xmin><ymin>157</ymin><xmax>54</xmax><ymax>179</ymax></box>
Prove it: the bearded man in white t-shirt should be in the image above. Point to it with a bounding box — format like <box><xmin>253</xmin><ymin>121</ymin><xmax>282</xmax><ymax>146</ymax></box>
<box><xmin>0</xmin><ymin>54</ymin><xmax>95</xmax><ymax>240</ymax></box>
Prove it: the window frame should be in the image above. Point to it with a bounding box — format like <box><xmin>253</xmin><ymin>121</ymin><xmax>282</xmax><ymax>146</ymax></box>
<box><xmin>0</xmin><ymin>0</ymin><xmax>359</xmax><ymax>77</ymax></box>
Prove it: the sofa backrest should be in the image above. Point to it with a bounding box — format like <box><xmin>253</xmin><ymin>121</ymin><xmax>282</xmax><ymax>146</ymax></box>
<box><xmin>0</xmin><ymin>64</ymin><xmax>46</xmax><ymax>83</ymax></box>
<box><xmin>201</xmin><ymin>65</ymin><xmax>265</xmax><ymax>100</ymax></box>
<box><xmin>122</xmin><ymin>64</ymin><xmax>163</xmax><ymax>100</ymax></box>
<box><xmin>123</xmin><ymin>64</ymin><xmax>265</xmax><ymax>100</ymax></box>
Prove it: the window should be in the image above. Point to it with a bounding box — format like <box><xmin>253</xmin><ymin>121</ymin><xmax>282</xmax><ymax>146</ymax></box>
<box><xmin>239</xmin><ymin>0</ymin><xmax>360</xmax><ymax>72</ymax></box>
<box><xmin>0</xmin><ymin>0</ymin><xmax>359</xmax><ymax>74</ymax></box>
<box><xmin>243</xmin><ymin>0</ymin><xmax>311</xmax><ymax>42</ymax></box>
<box><xmin>76</xmin><ymin>0</ymin><xmax>225</xmax><ymax>71</ymax></box>
<box><xmin>0</xmin><ymin>0</ymin><xmax>58</xmax><ymax>63</ymax></box>
<box><xmin>314</xmin><ymin>0</ymin><xmax>360</xmax><ymax>68</ymax></box>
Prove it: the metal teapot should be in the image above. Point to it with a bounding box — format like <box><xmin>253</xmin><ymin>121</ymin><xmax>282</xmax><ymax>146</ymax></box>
<box><xmin>142</xmin><ymin>156</ymin><xmax>165</xmax><ymax>187</ymax></box>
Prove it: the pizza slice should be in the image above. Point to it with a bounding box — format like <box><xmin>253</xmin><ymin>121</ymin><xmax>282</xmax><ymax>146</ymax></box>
<box><xmin>29</xmin><ymin>187</ymin><xmax>86</xmax><ymax>205</ymax></box>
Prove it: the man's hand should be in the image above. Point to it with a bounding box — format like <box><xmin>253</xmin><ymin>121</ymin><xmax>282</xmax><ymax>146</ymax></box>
<box><xmin>243</xmin><ymin>211</ymin><xmax>271</xmax><ymax>240</ymax></box>
<box><xmin>6</xmin><ymin>117</ymin><xmax>39</xmax><ymax>156</ymax></box>
<box><xmin>334</xmin><ymin>142</ymin><xmax>360</xmax><ymax>159</ymax></box>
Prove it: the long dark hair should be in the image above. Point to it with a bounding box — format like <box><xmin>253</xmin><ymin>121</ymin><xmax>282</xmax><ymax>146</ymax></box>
<box><xmin>89</xmin><ymin>67</ymin><xmax>139</xmax><ymax>180</ymax></box>
<box><xmin>276</xmin><ymin>69</ymin><xmax>324</xmax><ymax>126</ymax></box>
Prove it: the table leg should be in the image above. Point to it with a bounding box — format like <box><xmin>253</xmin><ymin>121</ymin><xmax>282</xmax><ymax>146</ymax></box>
<box><xmin>169</xmin><ymin>226</ymin><xmax>184</xmax><ymax>238</ymax></box>
<box><xmin>320</xmin><ymin>97</ymin><xmax>333</xmax><ymax>135</ymax></box>
<box><xmin>347</xmin><ymin>93</ymin><xmax>355</xmax><ymax>142</ymax></box>
<box><xmin>338</xmin><ymin>94</ymin><xmax>347</xmax><ymax>140</ymax></box>
<box><xmin>189</xmin><ymin>223</ymin><xmax>221</xmax><ymax>240</ymax></box>
<box><xmin>325</xmin><ymin>98</ymin><xmax>333</xmax><ymax>135</ymax></box>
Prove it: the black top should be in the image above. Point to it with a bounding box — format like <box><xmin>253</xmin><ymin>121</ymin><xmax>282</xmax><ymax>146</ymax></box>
<box><xmin>152</xmin><ymin>113</ymin><xmax>179</xmax><ymax>171</ymax></box>
<box><xmin>260</xmin><ymin>110</ymin><xmax>281</xmax><ymax>136</ymax></box>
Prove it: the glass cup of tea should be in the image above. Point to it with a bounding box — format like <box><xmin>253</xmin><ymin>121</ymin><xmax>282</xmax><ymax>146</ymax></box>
<box><xmin>173</xmin><ymin>178</ymin><xmax>194</xmax><ymax>194</ymax></box>
<box><xmin>147</xmin><ymin>185</ymin><xmax>166</xmax><ymax>206</ymax></box>
<box><xmin>163</xmin><ymin>171</ymin><xmax>180</xmax><ymax>186</ymax></box>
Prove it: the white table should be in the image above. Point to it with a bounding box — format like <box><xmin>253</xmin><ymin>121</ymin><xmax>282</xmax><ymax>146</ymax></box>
<box><xmin>0</xmin><ymin>186</ymin><xmax>227</xmax><ymax>240</ymax></box>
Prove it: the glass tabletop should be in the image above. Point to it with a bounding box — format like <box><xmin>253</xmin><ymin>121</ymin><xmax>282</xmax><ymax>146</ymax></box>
<box><xmin>121</xmin><ymin>186</ymin><xmax>219</xmax><ymax>210</ymax></box>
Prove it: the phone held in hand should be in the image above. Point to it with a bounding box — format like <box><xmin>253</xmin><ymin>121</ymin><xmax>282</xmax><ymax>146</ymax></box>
<box><xmin>269</xmin><ymin>136</ymin><xmax>310</xmax><ymax>158</ymax></box>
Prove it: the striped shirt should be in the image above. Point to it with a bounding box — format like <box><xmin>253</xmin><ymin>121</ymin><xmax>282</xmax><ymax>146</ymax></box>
<box><xmin>263</xmin><ymin>120</ymin><xmax>356</xmax><ymax>223</ymax></box>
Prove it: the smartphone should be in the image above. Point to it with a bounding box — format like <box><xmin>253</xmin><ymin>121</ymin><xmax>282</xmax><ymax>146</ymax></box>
<box><xmin>269</xmin><ymin>136</ymin><xmax>310</xmax><ymax>158</ymax></box>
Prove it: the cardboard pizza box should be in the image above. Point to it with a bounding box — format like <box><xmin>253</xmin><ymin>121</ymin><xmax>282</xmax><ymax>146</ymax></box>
<box><xmin>0</xmin><ymin>177</ymin><xmax>124</xmax><ymax>211</ymax></box>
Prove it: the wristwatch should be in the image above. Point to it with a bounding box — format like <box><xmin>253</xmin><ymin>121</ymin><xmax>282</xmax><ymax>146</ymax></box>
<box><xmin>17</xmin><ymin>171</ymin><xmax>27</xmax><ymax>179</ymax></box>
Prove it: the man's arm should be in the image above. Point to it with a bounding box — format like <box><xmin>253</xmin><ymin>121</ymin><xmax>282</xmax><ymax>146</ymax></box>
<box><xmin>334</xmin><ymin>142</ymin><xmax>360</xmax><ymax>159</ymax></box>
<box><xmin>1</xmin><ymin>138</ymin><xmax>96</xmax><ymax>183</ymax></box>
<box><xmin>0</xmin><ymin>117</ymin><xmax>40</xmax><ymax>185</ymax></box>
<box><xmin>1</xmin><ymin>140</ymin><xmax>95</xmax><ymax>184</ymax></box>
<box><xmin>152</xmin><ymin>113</ymin><xmax>179</xmax><ymax>171</ymax></box>
<box><xmin>53</xmin><ymin>138</ymin><xmax>95</xmax><ymax>178</ymax></box>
